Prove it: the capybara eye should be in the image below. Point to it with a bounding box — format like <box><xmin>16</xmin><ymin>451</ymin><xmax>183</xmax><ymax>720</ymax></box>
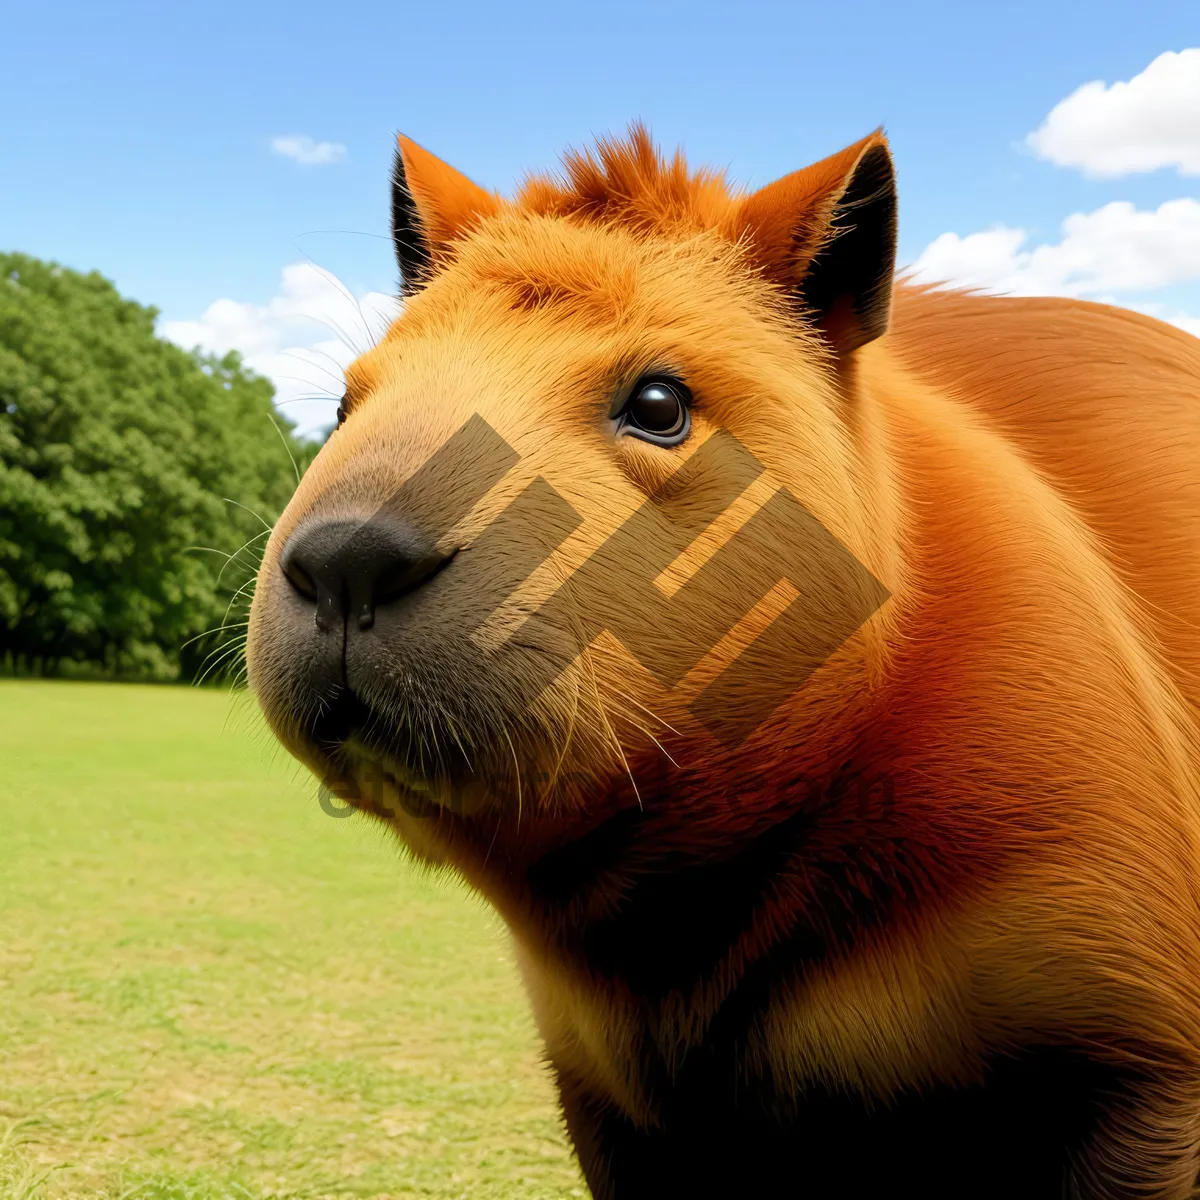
<box><xmin>621</xmin><ymin>377</ymin><xmax>691</xmax><ymax>445</ymax></box>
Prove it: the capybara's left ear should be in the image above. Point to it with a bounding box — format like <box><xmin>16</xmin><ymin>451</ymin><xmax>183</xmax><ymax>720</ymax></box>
<box><xmin>392</xmin><ymin>134</ymin><xmax>501</xmax><ymax>294</ymax></box>
<box><xmin>728</xmin><ymin>130</ymin><xmax>897</xmax><ymax>356</ymax></box>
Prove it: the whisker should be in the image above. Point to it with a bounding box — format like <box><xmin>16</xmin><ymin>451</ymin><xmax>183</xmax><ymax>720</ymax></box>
<box><xmin>502</xmin><ymin>725</ymin><xmax>523</xmax><ymax>826</ymax></box>
<box><xmin>431</xmin><ymin>697</ymin><xmax>474</xmax><ymax>773</ymax></box>
<box><xmin>265</xmin><ymin>410</ymin><xmax>303</xmax><ymax>486</ymax></box>
<box><xmin>607</xmin><ymin>719</ymin><xmax>643</xmax><ymax>812</ymax></box>
<box><xmin>264</xmin><ymin>368</ymin><xmax>343</xmax><ymax>395</ymax></box>
<box><xmin>609</xmin><ymin>709</ymin><xmax>680</xmax><ymax>770</ymax></box>
<box><xmin>272</xmin><ymin>393</ymin><xmax>340</xmax><ymax>409</ymax></box>
<box><xmin>545</xmin><ymin>672</ymin><xmax>583</xmax><ymax>800</ymax></box>
<box><xmin>289</xmin><ymin>256</ymin><xmax>375</xmax><ymax>353</ymax></box>
<box><xmin>296</xmin><ymin>343</ymin><xmax>358</xmax><ymax>381</ymax></box>
<box><xmin>215</xmin><ymin>530</ymin><xmax>271</xmax><ymax>587</ymax></box>
<box><xmin>603</xmin><ymin>682</ymin><xmax>681</xmax><ymax>737</ymax></box>
<box><xmin>179</xmin><ymin>620</ymin><xmax>249</xmax><ymax>653</ymax></box>
<box><xmin>222</xmin><ymin>497</ymin><xmax>274</xmax><ymax>531</ymax></box>
<box><xmin>274</xmin><ymin>352</ymin><xmax>349</xmax><ymax>394</ymax></box>
<box><xmin>194</xmin><ymin>638</ymin><xmax>247</xmax><ymax>686</ymax></box>
<box><xmin>292</xmin><ymin>229</ymin><xmax>393</xmax><ymax>243</ymax></box>
<box><xmin>218</xmin><ymin>577</ymin><xmax>259</xmax><ymax>628</ymax></box>
<box><xmin>186</xmin><ymin>544</ymin><xmax>253</xmax><ymax>566</ymax></box>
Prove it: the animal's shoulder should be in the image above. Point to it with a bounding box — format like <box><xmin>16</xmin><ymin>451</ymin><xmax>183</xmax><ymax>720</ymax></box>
<box><xmin>886</xmin><ymin>284</ymin><xmax>1200</xmax><ymax>713</ymax></box>
<box><xmin>887</xmin><ymin>286</ymin><xmax>1200</xmax><ymax>439</ymax></box>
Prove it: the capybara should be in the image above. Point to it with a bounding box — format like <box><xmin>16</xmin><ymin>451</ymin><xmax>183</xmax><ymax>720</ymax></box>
<box><xmin>246</xmin><ymin>125</ymin><xmax>1200</xmax><ymax>1198</ymax></box>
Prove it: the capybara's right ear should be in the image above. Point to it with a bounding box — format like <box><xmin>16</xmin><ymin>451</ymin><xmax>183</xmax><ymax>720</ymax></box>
<box><xmin>727</xmin><ymin>131</ymin><xmax>897</xmax><ymax>357</ymax></box>
<box><xmin>391</xmin><ymin>135</ymin><xmax>501</xmax><ymax>295</ymax></box>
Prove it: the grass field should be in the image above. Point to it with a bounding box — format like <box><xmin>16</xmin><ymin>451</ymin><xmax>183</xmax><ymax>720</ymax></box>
<box><xmin>0</xmin><ymin>680</ymin><xmax>585</xmax><ymax>1200</ymax></box>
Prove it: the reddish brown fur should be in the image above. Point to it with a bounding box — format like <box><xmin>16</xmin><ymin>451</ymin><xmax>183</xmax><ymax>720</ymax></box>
<box><xmin>247</xmin><ymin>126</ymin><xmax>1200</xmax><ymax>1197</ymax></box>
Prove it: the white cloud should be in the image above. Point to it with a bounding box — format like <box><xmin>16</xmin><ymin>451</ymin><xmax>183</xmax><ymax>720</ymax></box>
<box><xmin>908</xmin><ymin>198</ymin><xmax>1200</xmax><ymax>341</ymax></box>
<box><xmin>909</xmin><ymin>198</ymin><xmax>1200</xmax><ymax>296</ymax></box>
<box><xmin>1026</xmin><ymin>48</ymin><xmax>1200</xmax><ymax>177</ymax></box>
<box><xmin>161</xmin><ymin>263</ymin><xmax>400</xmax><ymax>438</ymax></box>
<box><xmin>910</xmin><ymin>227</ymin><xmax>1032</xmax><ymax>295</ymax></box>
<box><xmin>270</xmin><ymin>134</ymin><xmax>348</xmax><ymax>166</ymax></box>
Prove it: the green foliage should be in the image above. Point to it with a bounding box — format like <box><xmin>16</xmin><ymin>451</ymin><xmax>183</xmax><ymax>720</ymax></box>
<box><xmin>0</xmin><ymin>253</ymin><xmax>318</xmax><ymax>680</ymax></box>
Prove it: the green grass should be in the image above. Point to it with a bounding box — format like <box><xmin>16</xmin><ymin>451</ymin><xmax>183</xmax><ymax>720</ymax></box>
<box><xmin>0</xmin><ymin>680</ymin><xmax>585</xmax><ymax>1199</ymax></box>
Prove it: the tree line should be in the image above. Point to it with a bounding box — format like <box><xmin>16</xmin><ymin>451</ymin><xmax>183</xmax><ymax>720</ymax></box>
<box><xmin>0</xmin><ymin>251</ymin><xmax>325</xmax><ymax>681</ymax></box>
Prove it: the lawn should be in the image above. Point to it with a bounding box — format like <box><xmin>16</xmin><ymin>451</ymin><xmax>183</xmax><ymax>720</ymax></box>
<box><xmin>0</xmin><ymin>680</ymin><xmax>585</xmax><ymax>1200</ymax></box>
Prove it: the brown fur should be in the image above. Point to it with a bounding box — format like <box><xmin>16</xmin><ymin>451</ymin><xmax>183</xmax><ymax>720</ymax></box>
<box><xmin>247</xmin><ymin>125</ymin><xmax>1200</xmax><ymax>1197</ymax></box>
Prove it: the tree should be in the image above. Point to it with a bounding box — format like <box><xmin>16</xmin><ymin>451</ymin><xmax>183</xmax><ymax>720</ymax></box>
<box><xmin>0</xmin><ymin>252</ymin><xmax>319</xmax><ymax>681</ymax></box>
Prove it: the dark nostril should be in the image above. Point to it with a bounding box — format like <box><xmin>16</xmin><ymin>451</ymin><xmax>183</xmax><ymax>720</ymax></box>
<box><xmin>280</xmin><ymin>516</ymin><xmax>454</xmax><ymax>632</ymax></box>
<box><xmin>282</xmin><ymin>556</ymin><xmax>319</xmax><ymax>601</ymax></box>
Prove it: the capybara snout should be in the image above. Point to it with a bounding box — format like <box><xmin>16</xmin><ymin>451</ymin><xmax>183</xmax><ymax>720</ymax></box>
<box><xmin>249</xmin><ymin>128</ymin><xmax>896</xmax><ymax>823</ymax></box>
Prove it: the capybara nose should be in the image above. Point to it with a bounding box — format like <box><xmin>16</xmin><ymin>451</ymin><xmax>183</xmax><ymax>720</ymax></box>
<box><xmin>280</xmin><ymin>517</ymin><xmax>455</xmax><ymax>632</ymax></box>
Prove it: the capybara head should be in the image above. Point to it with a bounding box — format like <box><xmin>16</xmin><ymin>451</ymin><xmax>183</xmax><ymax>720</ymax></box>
<box><xmin>247</xmin><ymin>125</ymin><xmax>901</xmax><ymax>850</ymax></box>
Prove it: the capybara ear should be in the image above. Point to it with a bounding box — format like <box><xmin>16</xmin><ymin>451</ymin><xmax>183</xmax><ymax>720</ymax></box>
<box><xmin>729</xmin><ymin>130</ymin><xmax>897</xmax><ymax>355</ymax></box>
<box><xmin>391</xmin><ymin>134</ymin><xmax>502</xmax><ymax>294</ymax></box>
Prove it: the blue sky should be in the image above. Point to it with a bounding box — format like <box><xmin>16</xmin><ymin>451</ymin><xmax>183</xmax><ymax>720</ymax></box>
<box><xmin>4</xmin><ymin>0</ymin><xmax>1198</xmax><ymax>435</ymax></box>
